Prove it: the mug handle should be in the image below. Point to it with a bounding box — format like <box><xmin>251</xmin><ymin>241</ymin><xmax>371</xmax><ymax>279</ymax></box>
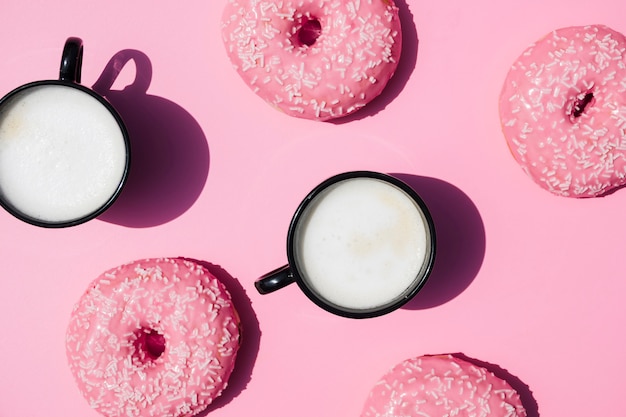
<box><xmin>255</xmin><ymin>265</ymin><xmax>295</xmax><ymax>294</ymax></box>
<box><xmin>59</xmin><ymin>37</ymin><xmax>83</xmax><ymax>83</ymax></box>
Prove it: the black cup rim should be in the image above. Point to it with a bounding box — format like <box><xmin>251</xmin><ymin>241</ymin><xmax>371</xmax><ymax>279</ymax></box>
<box><xmin>0</xmin><ymin>80</ymin><xmax>131</xmax><ymax>228</ymax></box>
<box><xmin>286</xmin><ymin>171</ymin><xmax>437</xmax><ymax>319</ymax></box>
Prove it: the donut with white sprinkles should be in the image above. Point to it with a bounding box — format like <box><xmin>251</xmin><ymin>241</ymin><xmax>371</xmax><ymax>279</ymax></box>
<box><xmin>499</xmin><ymin>24</ymin><xmax>626</xmax><ymax>197</ymax></box>
<box><xmin>65</xmin><ymin>258</ymin><xmax>241</xmax><ymax>417</ymax></box>
<box><xmin>361</xmin><ymin>354</ymin><xmax>527</xmax><ymax>417</ymax></box>
<box><xmin>221</xmin><ymin>0</ymin><xmax>402</xmax><ymax>121</ymax></box>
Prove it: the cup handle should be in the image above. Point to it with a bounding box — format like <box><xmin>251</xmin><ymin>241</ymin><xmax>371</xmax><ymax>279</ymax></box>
<box><xmin>255</xmin><ymin>265</ymin><xmax>295</xmax><ymax>294</ymax></box>
<box><xmin>59</xmin><ymin>37</ymin><xmax>83</xmax><ymax>83</ymax></box>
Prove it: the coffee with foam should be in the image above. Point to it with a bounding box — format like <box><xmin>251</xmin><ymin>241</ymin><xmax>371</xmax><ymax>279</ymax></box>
<box><xmin>0</xmin><ymin>84</ymin><xmax>128</xmax><ymax>224</ymax></box>
<box><xmin>293</xmin><ymin>177</ymin><xmax>431</xmax><ymax>311</ymax></box>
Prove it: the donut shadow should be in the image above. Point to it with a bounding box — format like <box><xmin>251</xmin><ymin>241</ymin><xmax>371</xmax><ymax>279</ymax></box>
<box><xmin>452</xmin><ymin>353</ymin><xmax>540</xmax><ymax>417</ymax></box>
<box><xmin>330</xmin><ymin>0</ymin><xmax>419</xmax><ymax>124</ymax></box>
<box><xmin>183</xmin><ymin>258</ymin><xmax>261</xmax><ymax>414</ymax></box>
<box><xmin>94</xmin><ymin>50</ymin><xmax>210</xmax><ymax>228</ymax></box>
<box><xmin>389</xmin><ymin>174</ymin><xmax>486</xmax><ymax>309</ymax></box>
<box><xmin>590</xmin><ymin>182</ymin><xmax>626</xmax><ymax>198</ymax></box>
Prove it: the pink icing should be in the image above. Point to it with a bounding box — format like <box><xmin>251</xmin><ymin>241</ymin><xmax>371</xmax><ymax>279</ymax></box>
<box><xmin>361</xmin><ymin>354</ymin><xmax>527</xmax><ymax>417</ymax></box>
<box><xmin>65</xmin><ymin>258</ymin><xmax>241</xmax><ymax>417</ymax></box>
<box><xmin>221</xmin><ymin>0</ymin><xmax>402</xmax><ymax>121</ymax></box>
<box><xmin>499</xmin><ymin>25</ymin><xmax>626</xmax><ymax>198</ymax></box>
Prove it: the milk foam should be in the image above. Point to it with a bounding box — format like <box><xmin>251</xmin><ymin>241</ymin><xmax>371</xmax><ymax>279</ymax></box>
<box><xmin>294</xmin><ymin>177</ymin><xmax>430</xmax><ymax>310</ymax></box>
<box><xmin>0</xmin><ymin>85</ymin><xmax>127</xmax><ymax>223</ymax></box>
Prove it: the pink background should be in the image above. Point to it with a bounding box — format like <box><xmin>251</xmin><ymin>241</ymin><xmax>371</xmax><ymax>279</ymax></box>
<box><xmin>0</xmin><ymin>1</ymin><xmax>625</xmax><ymax>416</ymax></box>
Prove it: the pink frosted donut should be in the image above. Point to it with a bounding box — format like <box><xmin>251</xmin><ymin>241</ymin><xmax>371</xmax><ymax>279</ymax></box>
<box><xmin>499</xmin><ymin>24</ymin><xmax>626</xmax><ymax>198</ymax></box>
<box><xmin>361</xmin><ymin>354</ymin><xmax>527</xmax><ymax>417</ymax></box>
<box><xmin>65</xmin><ymin>258</ymin><xmax>241</xmax><ymax>417</ymax></box>
<box><xmin>221</xmin><ymin>0</ymin><xmax>402</xmax><ymax>121</ymax></box>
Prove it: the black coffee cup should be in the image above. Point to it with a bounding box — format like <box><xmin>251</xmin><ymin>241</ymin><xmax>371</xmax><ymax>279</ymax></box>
<box><xmin>255</xmin><ymin>171</ymin><xmax>436</xmax><ymax>318</ymax></box>
<box><xmin>0</xmin><ymin>37</ymin><xmax>130</xmax><ymax>227</ymax></box>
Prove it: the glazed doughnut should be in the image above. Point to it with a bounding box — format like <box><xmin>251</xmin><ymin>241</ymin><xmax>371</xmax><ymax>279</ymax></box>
<box><xmin>361</xmin><ymin>354</ymin><xmax>527</xmax><ymax>417</ymax></box>
<box><xmin>65</xmin><ymin>258</ymin><xmax>241</xmax><ymax>417</ymax></box>
<box><xmin>221</xmin><ymin>0</ymin><xmax>402</xmax><ymax>121</ymax></box>
<box><xmin>499</xmin><ymin>24</ymin><xmax>626</xmax><ymax>198</ymax></box>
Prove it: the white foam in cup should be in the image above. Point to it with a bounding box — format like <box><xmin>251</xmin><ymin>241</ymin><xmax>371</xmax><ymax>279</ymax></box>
<box><xmin>0</xmin><ymin>84</ymin><xmax>128</xmax><ymax>225</ymax></box>
<box><xmin>292</xmin><ymin>176</ymin><xmax>433</xmax><ymax>312</ymax></box>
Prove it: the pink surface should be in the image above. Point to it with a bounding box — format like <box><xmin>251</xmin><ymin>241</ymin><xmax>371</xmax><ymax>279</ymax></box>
<box><xmin>0</xmin><ymin>1</ymin><xmax>624</xmax><ymax>417</ymax></box>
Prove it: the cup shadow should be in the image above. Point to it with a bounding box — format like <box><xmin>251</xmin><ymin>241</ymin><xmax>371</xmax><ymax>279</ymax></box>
<box><xmin>331</xmin><ymin>0</ymin><xmax>419</xmax><ymax>124</ymax></box>
<box><xmin>389</xmin><ymin>174</ymin><xmax>486</xmax><ymax>309</ymax></box>
<box><xmin>181</xmin><ymin>258</ymin><xmax>261</xmax><ymax>414</ymax></box>
<box><xmin>452</xmin><ymin>353</ymin><xmax>540</xmax><ymax>417</ymax></box>
<box><xmin>94</xmin><ymin>50</ymin><xmax>210</xmax><ymax>227</ymax></box>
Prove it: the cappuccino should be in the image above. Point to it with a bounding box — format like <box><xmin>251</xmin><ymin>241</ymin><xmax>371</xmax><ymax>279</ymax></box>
<box><xmin>0</xmin><ymin>84</ymin><xmax>127</xmax><ymax>224</ymax></box>
<box><xmin>293</xmin><ymin>177</ymin><xmax>431</xmax><ymax>311</ymax></box>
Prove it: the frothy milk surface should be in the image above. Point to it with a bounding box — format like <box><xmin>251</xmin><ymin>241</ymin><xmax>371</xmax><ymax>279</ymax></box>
<box><xmin>0</xmin><ymin>85</ymin><xmax>127</xmax><ymax>223</ymax></box>
<box><xmin>294</xmin><ymin>177</ymin><xmax>429</xmax><ymax>310</ymax></box>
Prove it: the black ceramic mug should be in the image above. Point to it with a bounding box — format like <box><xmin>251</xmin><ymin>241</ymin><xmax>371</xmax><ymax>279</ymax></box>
<box><xmin>255</xmin><ymin>171</ymin><xmax>436</xmax><ymax>318</ymax></box>
<box><xmin>0</xmin><ymin>37</ymin><xmax>130</xmax><ymax>227</ymax></box>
